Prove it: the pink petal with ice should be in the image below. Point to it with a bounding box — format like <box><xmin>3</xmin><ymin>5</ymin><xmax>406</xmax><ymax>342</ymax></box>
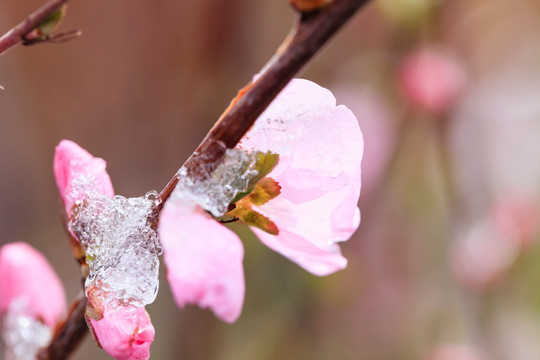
<box><xmin>239</xmin><ymin>79</ymin><xmax>363</xmax><ymax>275</ymax></box>
<box><xmin>159</xmin><ymin>198</ymin><xmax>245</xmax><ymax>323</ymax></box>
<box><xmin>0</xmin><ymin>242</ymin><xmax>66</xmax><ymax>328</ymax></box>
<box><xmin>54</xmin><ymin>140</ymin><xmax>114</xmax><ymax>216</ymax></box>
<box><xmin>88</xmin><ymin>304</ymin><xmax>154</xmax><ymax>360</ymax></box>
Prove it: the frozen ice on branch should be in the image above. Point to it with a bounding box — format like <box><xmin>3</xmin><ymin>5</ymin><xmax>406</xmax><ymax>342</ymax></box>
<box><xmin>174</xmin><ymin>148</ymin><xmax>279</xmax><ymax>216</ymax></box>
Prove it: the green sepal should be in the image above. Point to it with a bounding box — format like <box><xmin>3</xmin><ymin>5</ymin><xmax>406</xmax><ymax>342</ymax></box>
<box><xmin>228</xmin><ymin>205</ymin><xmax>279</xmax><ymax>235</ymax></box>
<box><xmin>244</xmin><ymin>177</ymin><xmax>281</xmax><ymax>206</ymax></box>
<box><xmin>231</xmin><ymin>151</ymin><xmax>279</xmax><ymax>203</ymax></box>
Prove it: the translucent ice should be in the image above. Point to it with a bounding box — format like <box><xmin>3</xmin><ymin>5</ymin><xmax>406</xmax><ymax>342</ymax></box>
<box><xmin>174</xmin><ymin>149</ymin><xmax>261</xmax><ymax>216</ymax></box>
<box><xmin>2</xmin><ymin>301</ymin><xmax>52</xmax><ymax>360</ymax></box>
<box><xmin>69</xmin><ymin>191</ymin><xmax>162</xmax><ymax>308</ymax></box>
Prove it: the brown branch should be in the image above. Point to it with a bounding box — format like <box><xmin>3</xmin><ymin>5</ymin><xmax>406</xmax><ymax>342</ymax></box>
<box><xmin>159</xmin><ymin>0</ymin><xmax>373</xmax><ymax>204</ymax></box>
<box><xmin>37</xmin><ymin>293</ymin><xmax>88</xmax><ymax>360</ymax></box>
<box><xmin>0</xmin><ymin>0</ymin><xmax>72</xmax><ymax>56</ymax></box>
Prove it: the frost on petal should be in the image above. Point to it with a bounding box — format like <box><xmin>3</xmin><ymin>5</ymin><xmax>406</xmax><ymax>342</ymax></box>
<box><xmin>0</xmin><ymin>242</ymin><xmax>66</xmax><ymax>328</ymax></box>
<box><xmin>54</xmin><ymin>139</ymin><xmax>114</xmax><ymax>216</ymax></box>
<box><xmin>87</xmin><ymin>302</ymin><xmax>154</xmax><ymax>360</ymax></box>
<box><xmin>159</xmin><ymin>196</ymin><xmax>245</xmax><ymax>323</ymax></box>
<box><xmin>238</xmin><ymin>79</ymin><xmax>363</xmax><ymax>275</ymax></box>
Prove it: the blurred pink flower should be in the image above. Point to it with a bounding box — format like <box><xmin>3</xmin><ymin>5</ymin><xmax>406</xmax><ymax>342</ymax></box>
<box><xmin>160</xmin><ymin>78</ymin><xmax>363</xmax><ymax>321</ymax></box>
<box><xmin>399</xmin><ymin>46</ymin><xmax>466</xmax><ymax>113</ymax></box>
<box><xmin>0</xmin><ymin>242</ymin><xmax>66</xmax><ymax>328</ymax></box>
<box><xmin>491</xmin><ymin>193</ymin><xmax>540</xmax><ymax>247</ymax></box>
<box><xmin>451</xmin><ymin>218</ymin><xmax>518</xmax><ymax>291</ymax></box>
<box><xmin>54</xmin><ymin>139</ymin><xmax>114</xmax><ymax>217</ymax></box>
<box><xmin>426</xmin><ymin>343</ymin><xmax>486</xmax><ymax>360</ymax></box>
<box><xmin>86</xmin><ymin>295</ymin><xmax>154</xmax><ymax>360</ymax></box>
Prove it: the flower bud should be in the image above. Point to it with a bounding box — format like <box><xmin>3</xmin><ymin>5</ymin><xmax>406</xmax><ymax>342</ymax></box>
<box><xmin>86</xmin><ymin>302</ymin><xmax>155</xmax><ymax>360</ymax></box>
<box><xmin>0</xmin><ymin>242</ymin><xmax>66</xmax><ymax>327</ymax></box>
<box><xmin>399</xmin><ymin>47</ymin><xmax>466</xmax><ymax>113</ymax></box>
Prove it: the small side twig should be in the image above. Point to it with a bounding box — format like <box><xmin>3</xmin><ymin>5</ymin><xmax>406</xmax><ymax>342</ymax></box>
<box><xmin>159</xmin><ymin>0</ymin><xmax>373</xmax><ymax>204</ymax></box>
<box><xmin>0</xmin><ymin>0</ymin><xmax>72</xmax><ymax>56</ymax></box>
<box><xmin>37</xmin><ymin>293</ymin><xmax>88</xmax><ymax>360</ymax></box>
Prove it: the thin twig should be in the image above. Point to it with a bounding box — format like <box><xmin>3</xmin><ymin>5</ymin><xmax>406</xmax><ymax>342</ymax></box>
<box><xmin>0</xmin><ymin>0</ymin><xmax>72</xmax><ymax>56</ymax></box>
<box><xmin>36</xmin><ymin>293</ymin><xmax>88</xmax><ymax>360</ymax></box>
<box><xmin>159</xmin><ymin>0</ymin><xmax>373</xmax><ymax>204</ymax></box>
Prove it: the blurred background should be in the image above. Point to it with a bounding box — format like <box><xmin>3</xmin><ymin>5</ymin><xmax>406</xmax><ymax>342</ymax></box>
<box><xmin>1</xmin><ymin>0</ymin><xmax>540</xmax><ymax>359</ymax></box>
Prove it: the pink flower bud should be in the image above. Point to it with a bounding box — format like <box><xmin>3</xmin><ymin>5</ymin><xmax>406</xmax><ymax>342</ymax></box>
<box><xmin>87</xmin><ymin>303</ymin><xmax>155</xmax><ymax>360</ymax></box>
<box><xmin>399</xmin><ymin>47</ymin><xmax>466</xmax><ymax>113</ymax></box>
<box><xmin>0</xmin><ymin>242</ymin><xmax>66</xmax><ymax>328</ymax></box>
<box><xmin>54</xmin><ymin>139</ymin><xmax>114</xmax><ymax>217</ymax></box>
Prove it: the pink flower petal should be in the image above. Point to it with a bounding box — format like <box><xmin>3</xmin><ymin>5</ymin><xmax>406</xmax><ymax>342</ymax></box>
<box><xmin>159</xmin><ymin>198</ymin><xmax>245</xmax><ymax>323</ymax></box>
<box><xmin>54</xmin><ymin>140</ymin><xmax>114</xmax><ymax>216</ymax></box>
<box><xmin>0</xmin><ymin>242</ymin><xmax>66</xmax><ymax>328</ymax></box>
<box><xmin>87</xmin><ymin>304</ymin><xmax>154</xmax><ymax>360</ymax></box>
<box><xmin>239</xmin><ymin>79</ymin><xmax>363</xmax><ymax>275</ymax></box>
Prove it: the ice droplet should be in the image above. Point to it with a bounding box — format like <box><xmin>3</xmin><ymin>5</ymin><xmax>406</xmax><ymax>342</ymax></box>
<box><xmin>173</xmin><ymin>149</ymin><xmax>259</xmax><ymax>216</ymax></box>
<box><xmin>69</xmin><ymin>192</ymin><xmax>162</xmax><ymax>308</ymax></box>
<box><xmin>1</xmin><ymin>301</ymin><xmax>52</xmax><ymax>360</ymax></box>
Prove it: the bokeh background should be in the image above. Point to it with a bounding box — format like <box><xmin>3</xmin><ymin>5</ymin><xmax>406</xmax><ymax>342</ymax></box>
<box><xmin>2</xmin><ymin>0</ymin><xmax>540</xmax><ymax>359</ymax></box>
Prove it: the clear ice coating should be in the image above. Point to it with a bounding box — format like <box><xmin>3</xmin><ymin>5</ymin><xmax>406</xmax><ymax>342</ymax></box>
<box><xmin>2</xmin><ymin>301</ymin><xmax>52</xmax><ymax>360</ymax></box>
<box><xmin>174</xmin><ymin>148</ymin><xmax>260</xmax><ymax>216</ymax></box>
<box><xmin>69</xmin><ymin>191</ymin><xmax>162</xmax><ymax>308</ymax></box>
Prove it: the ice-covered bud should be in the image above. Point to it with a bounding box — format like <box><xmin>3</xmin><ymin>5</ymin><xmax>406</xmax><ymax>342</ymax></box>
<box><xmin>451</xmin><ymin>219</ymin><xmax>519</xmax><ymax>291</ymax></box>
<box><xmin>0</xmin><ymin>242</ymin><xmax>66</xmax><ymax>328</ymax></box>
<box><xmin>398</xmin><ymin>47</ymin><xmax>466</xmax><ymax>113</ymax></box>
<box><xmin>426</xmin><ymin>343</ymin><xmax>486</xmax><ymax>360</ymax></box>
<box><xmin>0</xmin><ymin>242</ymin><xmax>66</xmax><ymax>359</ymax></box>
<box><xmin>238</xmin><ymin>78</ymin><xmax>363</xmax><ymax>276</ymax></box>
<box><xmin>159</xmin><ymin>197</ymin><xmax>245</xmax><ymax>323</ymax></box>
<box><xmin>86</xmin><ymin>293</ymin><xmax>154</xmax><ymax>360</ymax></box>
<box><xmin>54</xmin><ymin>139</ymin><xmax>114</xmax><ymax>217</ymax></box>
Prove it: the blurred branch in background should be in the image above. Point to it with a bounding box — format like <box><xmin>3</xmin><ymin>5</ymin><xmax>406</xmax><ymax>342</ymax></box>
<box><xmin>0</xmin><ymin>0</ymin><xmax>76</xmax><ymax>56</ymax></box>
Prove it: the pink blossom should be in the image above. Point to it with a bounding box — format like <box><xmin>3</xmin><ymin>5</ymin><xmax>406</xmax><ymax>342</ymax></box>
<box><xmin>0</xmin><ymin>242</ymin><xmax>66</xmax><ymax>328</ymax></box>
<box><xmin>399</xmin><ymin>46</ymin><xmax>466</xmax><ymax>113</ymax></box>
<box><xmin>160</xmin><ymin>78</ymin><xmax>363</xmax><ymax>320</ymax></box>
<box><xmin>238</xmin><ymin>78</ymin><xmax>363</xmax><ymax>275</ymax></box>
<box><xmin>54</xmin><ymin>139</ymin><xmax>114</xmax><ymax>217</ymax></box>
<box><xmin>451</xmin><ymin>219</ymin><xmax>518</xmax><ymax>291</ymax></box>
<box><xmin>159</xmin><ymin>199</ymin><xmax>244</xmax><ymax>323</ymax></box>
<box><xmin>86</xmin><ymin>299</ymin><xmax>154</xmax><ymax>360</ymax></box>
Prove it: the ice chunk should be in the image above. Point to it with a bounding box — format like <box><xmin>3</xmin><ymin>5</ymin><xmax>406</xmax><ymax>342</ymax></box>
<box><xmin>69</xmin><ymin>192</ymin><xmax>162</xmax><ymax>308</ymax></box>
<box><xmin>2</xmin><ymin>300</ymin><xmax>52</xmax><ymax>360</ymax></box>
<box><xmin>174</xmin><ymin>149</ymin><xmax>260</xmax><ymax>216</ymax></box>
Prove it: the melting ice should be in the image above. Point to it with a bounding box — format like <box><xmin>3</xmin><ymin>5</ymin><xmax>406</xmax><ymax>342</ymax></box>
<box><xmin>69</xmin><ymin>191</ymin><xmax>162</xmax><ymax>308</ymax></box>
<box><xmin>175</xmin><ymin>148</ymin><xmax>259</xmax><ymax>216</ymax></box>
